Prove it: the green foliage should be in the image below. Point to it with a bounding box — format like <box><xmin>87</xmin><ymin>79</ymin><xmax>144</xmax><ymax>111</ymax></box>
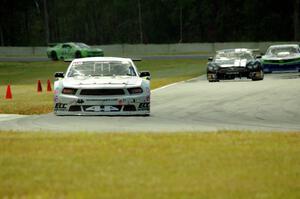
<box><xmin>0</xmin><ymin>0</ymin><xmax>297</xmax><ymax>46</ymax></box>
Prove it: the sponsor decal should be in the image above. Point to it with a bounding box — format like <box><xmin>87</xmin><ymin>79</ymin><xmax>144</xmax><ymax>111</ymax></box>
<box><xmin>86</xmin><ymin>99</ymin><xmax>118</xmax><ymax>102</ymax></box>
<box><xmin>77</xmin><ymin>99</ymin><xmax>84</xmax><ymax>104</ymax></box>
<box><xmin>72</xmin><ymin>61</ymin><xmax>83</xmax><ymax>66</ymax></box>
<box><xmin>54</xmin><ymin>95</ymin><xmax>59</xmax><ymax>103</ymax></box>
<box><xmin>54</xmin><ymin>103</ymin><xmax>67</xmax><ymax>111</ymax></box>
<box><xmin>138</xmin><ymin>103</ymin><xmax>150</xmax><ymax>111</ymax></box>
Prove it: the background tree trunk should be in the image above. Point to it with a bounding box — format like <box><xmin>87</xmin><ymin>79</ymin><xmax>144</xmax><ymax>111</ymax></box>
<box><xmin>179</xmin><ymin>6</ymin><xmax>183</xmax><ymax>43</ymax></box>
<box><xmin>0</xmin><ymin>25</ymin><xmax>4</xmax><ymax>46</ymax></box>
<box><xmin>137</xmin><ymin>0</ymin><xmax>143</xmax><ymax>44</ymax></box>
<box><xmin>294</xmin><ymin>0</ymin><xmax>300</xmax><ymax>41</ymax></box>
<box><xmin>43</xmin><ymin>0</ymin><xmax>50</xmax><ymax>44</ymax></box>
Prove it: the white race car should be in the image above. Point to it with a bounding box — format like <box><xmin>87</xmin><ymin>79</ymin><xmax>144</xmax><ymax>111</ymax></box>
<box><xmin>53</xmin><ymin>57</ymin><xmax>151</xmax><ymax>116</ymax></box>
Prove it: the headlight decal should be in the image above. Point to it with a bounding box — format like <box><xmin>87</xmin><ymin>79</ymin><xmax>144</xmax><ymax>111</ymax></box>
<box><xmin>128</xmin><ymin>87</ymin><xmax>143</xmax><ymax>94</ymax></box>
<box><xmin>62</xmin><ymin>88</ymin><xmax>78</xmax><ymax>95</ymax></box>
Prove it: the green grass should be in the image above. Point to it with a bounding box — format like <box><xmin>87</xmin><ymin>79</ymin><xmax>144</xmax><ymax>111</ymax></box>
<box><xmin>0</xmin><ymin>131</ymin><xmax>299</xmax><ymax>198</ymax></box>
<box><xmin>0</xmin><ymin>59</ymin><xmax>206</xmax><ymax>114</ymax></box>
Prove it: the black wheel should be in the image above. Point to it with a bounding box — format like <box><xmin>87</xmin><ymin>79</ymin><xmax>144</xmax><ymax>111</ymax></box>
<box><xmin>208</xmin><ymin>79</ymin><xmax>219</xmax><ymax>82</ymax></box>
<box><xmin>51</xmin><ymin>51</ymin><xmax>58</xmax><ymax>61</ymax></box>
<box><xmin>207</xmin><ymin>73</ymin><xmax>219</xmax><ymax>82</ymax></box>
<box><xmin>252</xmin><ymin>70</ymin><xmax>264</xmax><ymax>81</ymax></box>
<box><xmin>75</xmin><ymin>51</ymin><xmax>82</xmax><ymax>58</ymax></box>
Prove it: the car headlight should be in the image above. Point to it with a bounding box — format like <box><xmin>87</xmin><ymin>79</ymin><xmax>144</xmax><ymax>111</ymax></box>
<box><xmin>208</xmin><ymin>65</ymin><xmax>219</xmax><ymax>71</ymax></box>
<box><xmin>62</xmin><ymin>88</ymin><xmax>77</xmax><ymax>95</ymax></box>
<box><xmin>208</xmin><ymin>66</ymin><xmax>214</xmax><ymax>71</ymax></box>
<box><xmin>128</xmin><ymin>87</ymin><xmax>143</xmax><ymax>94</ymax></box>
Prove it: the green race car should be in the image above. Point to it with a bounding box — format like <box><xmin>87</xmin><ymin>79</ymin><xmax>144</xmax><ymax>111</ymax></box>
<box><xmin>47</xmin><ymin>42</ymin><xmax>104</xmax><ymax>61</ymax></box>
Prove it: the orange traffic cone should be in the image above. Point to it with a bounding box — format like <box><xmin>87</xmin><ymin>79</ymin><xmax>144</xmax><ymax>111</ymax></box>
<box><xmin>5</xmin><ymin>84</ymin><xmax>12</xmax><ymax>99</ymax></box>
<box><xmin>47</xmin><ymin>79</ymin><xmax>52</xmax><ymax>92</ymax></box>
<box><xmin>37</xmin><ymin>80</ymin><xmax>42</xmax><ymax>92</ymax></box>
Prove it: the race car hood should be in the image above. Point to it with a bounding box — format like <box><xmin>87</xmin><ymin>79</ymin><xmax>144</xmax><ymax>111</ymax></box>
<box><xmin>216</xmin><ymin>59</ymin><xmax>248</xmax><ymax>68</ymax></box>
<box><xmin>62</xmin><ymin>76</ymin><xmax>143</xmax><ymax>88</ymax></box>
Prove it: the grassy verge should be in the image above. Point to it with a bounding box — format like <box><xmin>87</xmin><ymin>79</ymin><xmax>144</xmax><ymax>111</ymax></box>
<box><xmin>0</xmin><ymin>59</ymin><xmax>206</xmax><ymax>114</ymax></box>
<box><xmin>0</xmin><ymin>131</ymin><xmax>299</xmax><ymax>198</ymax></box>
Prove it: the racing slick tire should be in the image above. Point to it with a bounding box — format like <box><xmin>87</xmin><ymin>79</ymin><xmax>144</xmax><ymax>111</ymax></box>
<box><xmin>75</xmin><ymin>51</ymin><xmax>82</xmax><ymax>58</ymax></box>
<box><xmin>208</xmin><ymin>79</ymin><xmax>219</xmax><ymax>82</ymax></box>
<box><xmin>251</xmin><ymin>70</ymin><xmax>264</xmax><ymax>81</ymax></box>
<box><xmin>51</xmin><ymin>51</ymin><xmax>58</xmax><ymax>61</ymax></box>
<box><xmin>207</xmin><ymin>73</ymin><xmax>219</xmax><ymax>82</ymax></box>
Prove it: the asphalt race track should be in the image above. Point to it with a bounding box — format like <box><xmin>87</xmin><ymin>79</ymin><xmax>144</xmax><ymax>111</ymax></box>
<box><xmin>0</xmin><ymin>73</ymin><xmax>299</xmax><ymax>132</ymax></box>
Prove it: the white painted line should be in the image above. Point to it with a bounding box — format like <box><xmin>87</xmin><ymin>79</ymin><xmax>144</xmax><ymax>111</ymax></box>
<box><xmin>0</xmin><ymin>114</ymin><xmax>29</xmax><ymax>122</ymax></box>
<box><xmin>152</xmin><ymin>76</ymin><xmax>203</xmax><ymax>93</ymax></box>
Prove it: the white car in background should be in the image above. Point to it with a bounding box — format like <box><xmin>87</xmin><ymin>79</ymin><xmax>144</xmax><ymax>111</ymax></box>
<box><xmin>53</xmin><ymin>57</ymin><xmax>151</xmax><ymax>116</ymax></box>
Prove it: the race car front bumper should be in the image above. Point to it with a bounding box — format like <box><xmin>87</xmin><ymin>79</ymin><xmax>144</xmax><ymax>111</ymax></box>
<box><xmin>54</xmin><ymin>94</ymin><xmax>150</xmax><ymax>116</ymax></box>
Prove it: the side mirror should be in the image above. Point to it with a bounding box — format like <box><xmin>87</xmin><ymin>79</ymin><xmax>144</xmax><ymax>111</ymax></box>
<box><xmin>208</xmin><ymin>57</ymin><xmax>213</xmax><ymax>61</ymax></box>
<box><xmin>255</xmin><ymin>55</ymin><xmax>262</xmax><ymax>59</ymax></box>
<box><xmin>140</xmin><ymin>71</ymin><xmax>151</xmax><ymax>80</ymax></box>
<box><xmin>54</xmin><ymin>72</ymin><xmax>64</xmax><ymax>78</ymax></box>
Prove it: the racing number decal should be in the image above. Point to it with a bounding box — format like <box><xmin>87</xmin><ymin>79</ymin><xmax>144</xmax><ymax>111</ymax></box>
<box><xmin>85</xmin><ymin>106</ymin><xmax>119</xmax><ymax>112</ymax></box>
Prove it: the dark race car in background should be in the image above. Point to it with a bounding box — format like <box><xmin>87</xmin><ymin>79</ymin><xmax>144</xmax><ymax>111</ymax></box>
<box><xmin>262</xmin><ymin>44</ymin><xmax>300</xmax><ymax>73</ymax></box>
<box><xmin>207</xmin><ymin>48</ymin><xmax>264</xmax><ymax>82</ymax></box>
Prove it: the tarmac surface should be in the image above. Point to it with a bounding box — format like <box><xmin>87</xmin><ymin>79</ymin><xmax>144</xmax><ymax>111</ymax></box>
<box><xmin>0</xmin><ymin>73</ymin><xmax>299</xmax><ymax>132</ymax></box>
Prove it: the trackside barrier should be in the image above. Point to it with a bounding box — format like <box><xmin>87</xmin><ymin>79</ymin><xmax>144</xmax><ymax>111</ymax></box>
<box><xmin>1</xmin><ymin>42</ymin><xmax>299</xmax><ymax>57</ymax></box>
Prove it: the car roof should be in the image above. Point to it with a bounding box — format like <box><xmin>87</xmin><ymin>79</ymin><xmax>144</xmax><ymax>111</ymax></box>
<box><xmin>71</xmin><ymin>57</ymin><xmax>133</xmax><ymax>63</ymax></box>
<box><xmin>268</xmin><ymin>44</ymin><xmax>299</xmax><ymax>48</ymax></box>
<box><xmin>216</xmin><ymin>48</ymin><xmax>256</xmax><ymax>54</ymax></box>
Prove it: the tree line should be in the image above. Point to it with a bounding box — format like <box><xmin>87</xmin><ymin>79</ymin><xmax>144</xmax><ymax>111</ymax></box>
<box><xmin>0</xmin><ymin>0</ymin><xmax>299</xmax><ymax>46</ymax></box>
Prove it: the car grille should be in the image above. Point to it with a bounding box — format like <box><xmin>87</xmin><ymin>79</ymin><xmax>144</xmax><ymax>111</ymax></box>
<box><xmin>218</xmin><ymin>67</ymin><xmax>246</xmax><ymax>73</ymax></box>
<box><xmin>69</xmin><ymin>105</ymin><xmax>81</xmax><ymax>111</ymax></box>
<box><xmin>123</xmin><ymin>105</ymin><xmax>137</xmax><ymax>111</ymax></box>
<box><xmin>80</xmin><ymin>89</ymin><xmax>125</xmax><ymax>96</ymax></box>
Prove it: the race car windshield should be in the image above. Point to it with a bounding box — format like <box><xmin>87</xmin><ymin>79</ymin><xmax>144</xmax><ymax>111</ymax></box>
<box><xmin>68</xmin><ymin>61</ymin><xmax>137</xmax><ymax>77</ymax></box>
<box><xmin>214</xmin><ymin>52</ymin><xmax>253</xmax><ymax>64</ymax></box>
<box><xmin>75</xmin><ymin>43</ymin><xmax>90</xmax><ymax>48</ymax></box>
<box><xmin>267</xmin><ymin>47</ymin><xmax>299</xmax><ymax>56</ymax></box>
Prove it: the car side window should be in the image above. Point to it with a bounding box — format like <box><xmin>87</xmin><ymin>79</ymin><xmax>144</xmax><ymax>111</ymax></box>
<box><xmin>62</xmin><ymin>44</ymin><xmax>71</xmax><ymax>48</ymax></box>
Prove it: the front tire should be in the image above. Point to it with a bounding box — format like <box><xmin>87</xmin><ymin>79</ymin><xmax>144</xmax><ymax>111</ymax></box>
<box><xmin>207</xmin><ymin>73</ymin><xmax>219</xmax><ymax>82</ymax></box>
<box><xmin>75</xmin><ymin>51</ymin><xmax>82</xmax><ymax>58</ymax></box>
<box><xmin>51</xmin><ymin>51</ymin><xmax>58</xmax><ymax>61</ymax></box>
<box><xmin>252</xmin><ymin>70</ymin><xmax>264</xmax><ymax>81</ymax></box>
